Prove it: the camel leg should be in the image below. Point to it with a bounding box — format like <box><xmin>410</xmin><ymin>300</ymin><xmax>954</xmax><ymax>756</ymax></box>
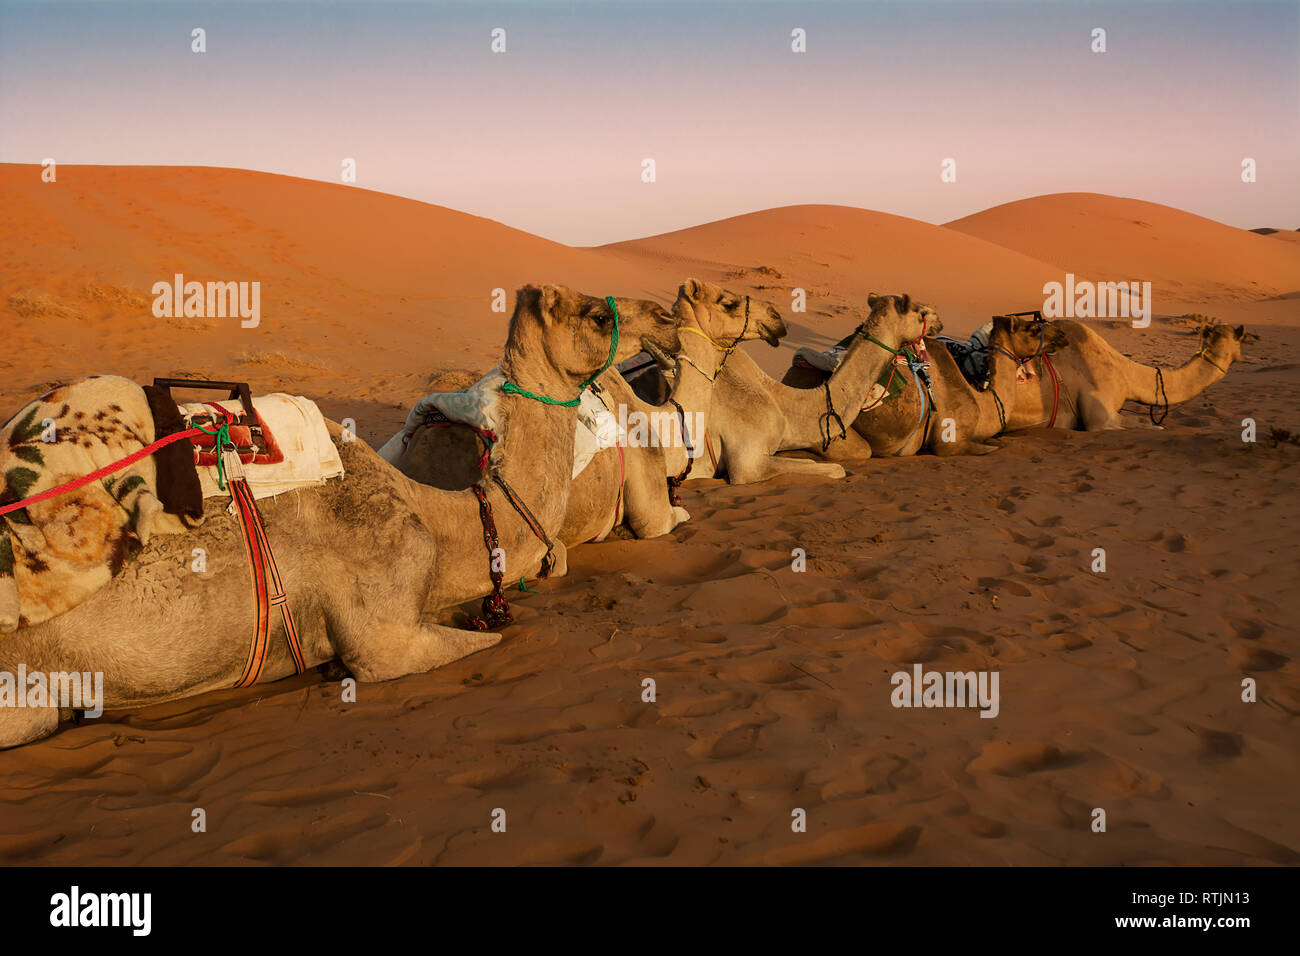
<box><xmin>622</xmin><ymin>446</ymin><xmax>690</xmax><ymax>538</ymax></box>
<box><xmin>819</xmin><ymin>429</ymin><xmax>874</xmax><ymax>462</ymax></box>
<box><xmin>0</xmin><ymin>704</ymin><xmax>59</xmax><ymax>750</ymax></box>
<box><xmin>728</xmin><ymin>452</ymin><xmax>846</xmax><ymax>484</ymax></box>
<box><xmin>1079</xmin><ymin>393</ymin><xmax>1124</xmax><ymax>431</ymax></box>
<box><xmin>330</xmin><ymin>614</ymin><xmax>502</xmax><ymax>682</ymax></box>
<box><xmin>933</xmin><ymin>439</ymin><xmax>999</xmax><ymax>457</ymax></box>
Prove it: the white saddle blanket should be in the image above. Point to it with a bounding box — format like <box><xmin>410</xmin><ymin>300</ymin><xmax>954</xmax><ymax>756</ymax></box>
<box><xmin>177</xmin><ymin>393</ymin><xmax>344</xmax><ymax>500</ymax></box>
<box><xmin>377</xmin><ymin>367</ymin><xmax>623</xmax><ymax>478</ymax></box>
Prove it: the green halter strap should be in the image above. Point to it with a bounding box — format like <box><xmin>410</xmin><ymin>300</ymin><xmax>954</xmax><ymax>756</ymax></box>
<box><xmin>500</xmin><ymin>297</ymin><xmax>621</xmax><ymax>406</ymax></box>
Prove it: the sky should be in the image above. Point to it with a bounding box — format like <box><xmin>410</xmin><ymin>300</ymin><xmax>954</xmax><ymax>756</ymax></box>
<box><xmin>1</xmin><ymin>0</ymin><xmax>1296</xmax><ymax>245</ymax></box>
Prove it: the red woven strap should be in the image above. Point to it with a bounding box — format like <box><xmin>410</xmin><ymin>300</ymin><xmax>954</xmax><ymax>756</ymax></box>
<box><xmin>231</xmin><ymin>477</ymin><xmax>306</xmax><ymax>686</ymax></box>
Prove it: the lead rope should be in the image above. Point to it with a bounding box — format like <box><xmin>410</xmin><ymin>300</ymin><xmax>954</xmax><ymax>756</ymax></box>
<box><xmin>665</xmin><ymin>398</ymin><xmax>695</xmax><ymax>505</ymax></box>
<box><xmin>1149</xmin><ymin>366</ymin><xmax>1169</xmax><ymax>426</ymax></box>
<box><xmin>465</xmin><ymin>484</ymin><xmax>513</xmax><ymax>631</ymax></box>
<box><xmin>818</xmin><ymin>379</ymin><xmax>847</xmax><ymax>451</ymax></box>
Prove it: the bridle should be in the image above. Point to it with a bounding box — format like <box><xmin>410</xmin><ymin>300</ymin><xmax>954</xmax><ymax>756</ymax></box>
<box><xmin>988</xmin><ymin>314</ymin><xmax>1061</xmax><ymax>429</ymax></box>
<box><xmin>678</xmin><ymin>296</ymin><xmax>751</xmax><ymax>382</ymax></box>
<box><xmin>855</xmin><ymin>308</ymin><xmax>936</xmax><ymax>453</ymax></box>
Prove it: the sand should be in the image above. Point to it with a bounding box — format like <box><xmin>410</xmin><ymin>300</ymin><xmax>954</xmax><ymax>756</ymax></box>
<box><xmin>0</xmin><ymin>165</ymin><xmax>1296</xmax><ymax>865</ymax></box>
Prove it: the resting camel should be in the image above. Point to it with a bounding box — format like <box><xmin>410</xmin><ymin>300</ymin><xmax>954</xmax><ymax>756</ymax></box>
<box><xmin>396</xmin><ymin>280</ymin><xmax>785</xmax><ymax>545</ymax></box>
<box><xmin>1002</xmin><ymin>319</ymin><xmax>1257</xmax><ymax>430</ymax></box>
<box><xmin>0</xmin><ymin>285</ymin><xmax>671</xmax><ymax>748</ymax></box>
<box><xmin>699</xmin><ymin>294</ymin><xmax>939</xmax><ymax>482</ymax></box>
<box><xmin>783</xmin><ymin>313</ymin><xmax>1070</xmax><ymax>456</ymax></box>
<box><xmin>558</xmin><ymin>280</ymin><xmax>786</xmax><ymax>543</ymax></box>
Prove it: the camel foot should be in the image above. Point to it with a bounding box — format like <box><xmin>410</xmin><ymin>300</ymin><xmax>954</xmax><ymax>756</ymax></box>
<box><xmin>0</xmin><ymin>703</ymin><xmax>59</xmax><ymax>750</ymax></box>
<box><xmin>732</xmin><ymin>457</ymin><xmax>846</xmax><ymax>483</ymax></box>
<box><xmin>340</xmin><ymin>620</ymin><xmax>502</xmax><ymax>682</ymax></box>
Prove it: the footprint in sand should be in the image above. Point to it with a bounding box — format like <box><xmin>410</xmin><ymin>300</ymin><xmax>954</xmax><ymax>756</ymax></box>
<box><xmin>1227</xmin><ymin>644</ymin><xmax>1288</xmax><ymax>671</ymax></box>
<box><xmin>966</xmin><ymin>740</ymin><xmax>1062</xmax><ymax>777</ymax></box>
<box><xmin>756</xmin><ymin>822</ymin><xmax>921</xmax><ymax>865</ymax></box>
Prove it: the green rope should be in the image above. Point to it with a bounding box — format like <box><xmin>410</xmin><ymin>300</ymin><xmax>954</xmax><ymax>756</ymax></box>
<box><xmin>517</xmin><ymin>576</ymin><xmax>539</xmax><ymax>594</ymax></box>
<box><xmin>196</xmin><ymin>421</ymin><xmax>233</xmax><ymax>490</ymax></box>
<box><xmin>862</xmin><ymin>332</ymin><xmax>901</xmax><ymax>355</ymax></box>
<box><xmin>500</xmin><ymin>296</ymin><xmax>621</xmax><ymax>406</ymax></box>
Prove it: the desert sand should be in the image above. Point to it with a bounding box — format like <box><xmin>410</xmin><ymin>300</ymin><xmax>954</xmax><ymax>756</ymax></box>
<box><xmin>0</xmin><ymin>165</ymin><xmax>1296</xmax><ymax>865</ymax></box>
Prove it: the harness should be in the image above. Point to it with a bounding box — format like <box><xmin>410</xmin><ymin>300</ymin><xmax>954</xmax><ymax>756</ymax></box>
<box><xmin>464</xmin><ymin>299</ymin><xmax>622</xmax><ymax>624</ymax></box>
<box><xmin>990</xmin><ymin>319</ymin><xmax>1060</xmax><ymax>428</ymax></box>
<box><xmin>0</xmin><ymin>379</ymin><xmax>309</xmax><ymax>688</ymax></box>
<box><xmin>859</xmin><ymin>313</ymin><xmax>935</xmax><ymax>454</ymax></box>
<box><xmin>677</xmin><ymin>297</ymin><xmax>750</xmax><ymax>382</ymax></box>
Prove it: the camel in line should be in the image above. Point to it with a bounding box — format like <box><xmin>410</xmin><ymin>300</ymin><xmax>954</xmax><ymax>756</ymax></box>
<box><xmin>697</xmin><ymin>294</ymin><xmax>939</xmax><ymax>482</ymax></box>
<box><xmin>1003</xmin><ymin>320</ymin><xmax>1257</xmax><ymax>430</ymax></box>
<box><xmin>0</xmin><ymin>286</ymin><xmax>673</xmax><ymax>749</ymax></box>
<box><xmin>783</xmin><ymin>314</ymin><xmax>1071</xmax><ymax>457</ymax></box>
<box><xmin>396</xmin><ymin>280</ymin><xmax>786</xmax><ymax>545</ymax></box>
<box><xmin>558</xmin><ymin>280</ymin><xmax>786</xmax><ymax>542</ymax></box>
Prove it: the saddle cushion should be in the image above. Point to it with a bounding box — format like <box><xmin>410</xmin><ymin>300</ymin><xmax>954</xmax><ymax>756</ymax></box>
<box><xmin>0</xmin><ymin>376</ymin><xmax>194</xmax><ymax>632</ymax></box>
<box><xmin>378</xmin><ymin>367</ymin><xmax>624</xmax><ymax>479</ymax></box>
<box><xmin>176</xmin><ymin>394</ymin><xmax>343</xmax><ymax>501</ymax></box>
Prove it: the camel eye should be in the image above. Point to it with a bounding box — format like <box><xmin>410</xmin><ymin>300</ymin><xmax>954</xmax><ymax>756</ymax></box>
<box><xmin>591</xmin><ymin>312</ymin><xmax>612</xmax><ymax>329</ymax></box>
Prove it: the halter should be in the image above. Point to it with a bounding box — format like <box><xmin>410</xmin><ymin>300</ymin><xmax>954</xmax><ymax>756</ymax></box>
<box><xmin>856</xmin><ymin>310</ymin><xmax>936</xmax><ymax>452</ymax></box>
<box><xmin>1195</xmin><ymin>346</ymin><xmax>1230</xmax><ymax>375</ymax></box>
<box><xmin>678</xmin><ymin>296</ymin><xmax>751</xmax><ymax>381</ymax></box>
<box><xmin>501</xmin><ymin>297</ymin><xmax>621</xmax><ymax>405</ymax></box>
<box><xmin>989</xmin><ymin>321</ymin><xmax>1059</xmax><ymax>428</ymax></box>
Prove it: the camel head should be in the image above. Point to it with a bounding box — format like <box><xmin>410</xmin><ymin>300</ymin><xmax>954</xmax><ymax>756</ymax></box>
<box><xmin>990</xmin><ymin>313</ymin><xmax>1070</xmax><ymax>359</ymax></box>
<box><xmin>506</xmin><ymin>285</ymin><xmax>674</xmax><ymax>388</ymax></box>
<box><xmin>678</xmin><ymin>278</ymin><xmax>787</xmax><ymax>347</ymax></box>
<box><xmin>1198</xmin><ymin>321</ymin><xmax>1257</xmax><ymax>368</ymax></box>
<box><xmin>862</xmin><ymin>293</ymin><xmax>943</xmax><ymax>343</ymax></box>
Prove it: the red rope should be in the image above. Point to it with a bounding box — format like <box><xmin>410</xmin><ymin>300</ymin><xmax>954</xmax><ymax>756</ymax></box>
<box><xmin>1042</xmin><ymin>354</ymin><xmax>1060</xmax><ymax>428</ymax></box>
<box><xmin>0</xmin><ymin>426</ymin><xmax>205</xmax><ymax>518</ymax></box>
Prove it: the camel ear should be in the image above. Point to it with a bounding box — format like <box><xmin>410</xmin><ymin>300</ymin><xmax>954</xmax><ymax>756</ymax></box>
<box><xmin>1233</xmin><ymin>324</ymin><xmax>1245</xmax><ymax>340</ymax></box>
<box><xmin>538</xmin><ymin>285</ymin><xmax>574</xmax><ymax>325</ymax></box>
<box><xmin>682</xmin><ymin>278</ymin><xmax>702</xmax><ymax>301</ymax></box>
<box><xmin>899</xmin><ymin>294</ymin><xmax>911</xmax><ymax>314</ymax></box>
<box><xmin>867</xmin><ymin>293</ymin><xmax>881</xmax><ymax>311</ymax></box>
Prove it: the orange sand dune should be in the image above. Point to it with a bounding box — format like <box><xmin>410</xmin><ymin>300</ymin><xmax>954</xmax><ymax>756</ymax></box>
<box><xmin>598</xmin><ymin>204</ymin><xmax>1071</xmax><ymax>343</ymax></box>
<box><xmin>946</xmin><ymin>193</ymin><xmax>1300</xmax><ymax>310</ymax></box>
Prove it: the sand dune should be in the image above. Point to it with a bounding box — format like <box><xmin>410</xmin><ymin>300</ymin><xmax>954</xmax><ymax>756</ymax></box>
<box><xmin>0</xmin><ymin>166</ymin><xmax>1296</xmax><ymax>866</ymax></box>
<box><xmin>946</xmin><ymin>193</ymin><xmax>1300</xmax><ymax>311</ymax></box>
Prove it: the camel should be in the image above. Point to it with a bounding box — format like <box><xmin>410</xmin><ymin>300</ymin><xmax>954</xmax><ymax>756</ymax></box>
<box><xmin>0</xmin><ymin>285</ymin><xmax>672</xmax><ymax>748</ymax></box>
<box><xmin>395</xmin><ymin>280</ymin><xmax>786</xmax><ymax>544</ymax></box>
<box><xmin>699</xmin><ymin>294</ymin><xmax>939</xmax><ymax>482</ymax></box>
<box><xmin>998</xmin><ymin>319</ymin><xmax>1257</xmax><ymax>430</ymax></box>
<box><xmin>783</xmin><ymin>314</ymin><xmax>1070</xmax><ymax>456</ymax></box>
<box><xmin>557</xmin><ymin>280</ymin><xmax>786</xmax><ymax>543</ymax></box>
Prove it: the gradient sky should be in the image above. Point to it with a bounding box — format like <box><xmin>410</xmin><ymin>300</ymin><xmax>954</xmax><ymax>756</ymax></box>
<box><xmin>1</xmin><ymin>0</ymin><xmax>1296</xmax><ymax>244</ymax></box>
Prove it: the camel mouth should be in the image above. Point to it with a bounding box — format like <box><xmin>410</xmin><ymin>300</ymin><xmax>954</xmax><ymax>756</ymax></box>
<box><xmin>758</xmin><ymin>308</ymin><xmax>788</xmax><ymax>347</ymax></box>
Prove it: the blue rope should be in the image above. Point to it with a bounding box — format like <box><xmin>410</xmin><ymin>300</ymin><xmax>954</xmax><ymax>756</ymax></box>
<box><xmin>892</xmin><ymin>348</ymin><xmax>933</xmax><ymax>456</ymax></box>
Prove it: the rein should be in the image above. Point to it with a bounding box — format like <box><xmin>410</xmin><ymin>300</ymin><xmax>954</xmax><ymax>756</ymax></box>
<box><xmin>501</xmin><ymin>297</ymin><xmax>621</xmax><ymax>405</ymax></box>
